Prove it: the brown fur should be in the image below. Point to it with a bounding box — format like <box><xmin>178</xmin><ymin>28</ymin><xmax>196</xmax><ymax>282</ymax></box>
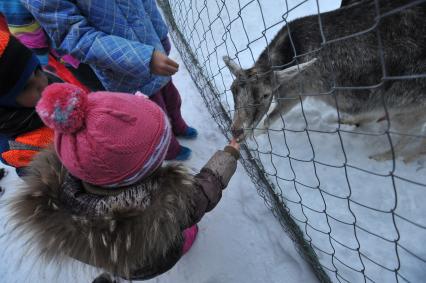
<box><xmin>8</xmin><ymin>149</ymin><xmax>199</xmax><ymax>279</ymax></box>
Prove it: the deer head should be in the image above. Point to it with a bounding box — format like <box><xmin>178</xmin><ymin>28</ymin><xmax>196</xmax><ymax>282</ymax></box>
<box><xmin>224</xmin><ymin>56</ymin><xmax>317</xmax><ymax>141</ymax></box>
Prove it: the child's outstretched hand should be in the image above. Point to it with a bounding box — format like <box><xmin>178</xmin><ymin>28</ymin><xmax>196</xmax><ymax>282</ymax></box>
<box><xmin>151</xmin><ymin>51</ymin><xmax>179</xmax><ymax>76</ymax></box>
<box><xmin>228</xmin><ymin>138</ymin><xmax>240</xmax><ymax>151</ymax></box>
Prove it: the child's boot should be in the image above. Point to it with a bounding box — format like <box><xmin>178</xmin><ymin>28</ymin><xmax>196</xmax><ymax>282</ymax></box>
<box><xmin>179</xmin><ymin>126</ymin><xmax>198</xmax><ymax>139</ymax></box>
<box><xmin>175</xmin><ymin>146</ymin><xmax>192</xmax><ymax>161</ymax></box>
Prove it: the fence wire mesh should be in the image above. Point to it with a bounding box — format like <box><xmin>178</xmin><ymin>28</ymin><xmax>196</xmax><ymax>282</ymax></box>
<box><xmin>158</xmin><ymin>0</ymin><xmax>426</xmax><ymax>282</ymax></box>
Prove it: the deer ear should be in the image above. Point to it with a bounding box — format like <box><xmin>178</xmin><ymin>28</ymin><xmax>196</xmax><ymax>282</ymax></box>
<box><xmin>223</xmin><ymin>56</ymin><xmax>243</xmax><ymax>76</ymax></box>
<box><xmin>274</xmin><ymin>58</ymin><xmax>317</xmax><ymax>83</ymax></box>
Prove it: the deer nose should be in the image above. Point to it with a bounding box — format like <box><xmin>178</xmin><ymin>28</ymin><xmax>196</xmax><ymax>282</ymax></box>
<box><xmin>231</xmin><ymin>127</ymin><xmax>244</xmax><ymax>139</ymax></box>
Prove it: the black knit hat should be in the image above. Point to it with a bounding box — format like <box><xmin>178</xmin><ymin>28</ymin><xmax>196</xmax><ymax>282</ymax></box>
<box><xmin>0</xmin><ymin>32</ymin><xmax>40</xmax><ymax>107</ymax></box>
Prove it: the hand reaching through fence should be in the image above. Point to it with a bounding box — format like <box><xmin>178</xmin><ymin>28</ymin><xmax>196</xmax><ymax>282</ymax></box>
<box><xmin>228</xmin><ymin>138</ymin><xmax>240</xmax><ymax>152</ymax></box>
<box><xmin>151</xmin><ymin>50</ymin><xmax>179</xmax><ymax>76</ymax></box>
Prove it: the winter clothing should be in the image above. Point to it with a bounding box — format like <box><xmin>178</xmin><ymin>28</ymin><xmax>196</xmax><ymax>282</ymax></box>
<box><xmin>0</xmin><ymin>126</ymin><xmax>53</xmax><ymax>177</ymax></box>
<box><xmin>182</xmin><ymin>225</ymin><xmax>199</xmax><ymax>254</ymax></box>
<box><xmin>150</xmin><ymin>81</ymin><xmax>191</xmax><ymax>160</ymax></box>
<box><xmin>162</xmin><ymin>36</ymin><xmax>172</xmax><ymax>56</ymax></box>
<box><xmin>0</xmin><ymin>12</ymin><xmax>89</xmax><ymax>93</ymax></box>
<box><xmin>175</xmin><ymin>146</ymin><xmax>192</xmax><ymax>161</ymax></box>
<box><xmin>0</xmin><ymin>0</ymin><xmax>49</xmax><ymax>65</ymax></box>
<box><xmin>0</xmin><ymin>101</ymin><xmax>48</xmax><ymax>176</ymax></box>
<box><xmin>150</xmin><ymin>81</ymin><xmax>189</xmax><ymax>136</ymax></box>
<box><xmin>0</xmin><ymin>94</ymin><xmax>54</xmax><ymax>176</ymax></box>
<box><xmin>69</xmin><ymin>63</ymin><xmax>105</xmax><ymax>92</ymax></box>
<box><xmin>0</xmin><ymin>29</ymin><xmax>40</xmax><ymax>107</ymax></box>
<box><xmin>0</xmin><ymin>76</ymin><xmax>87</xmax><ymax>177</ymax></box>
<box><xmin>181</xmin><ymin>127</ymin><xmax>199</xmax><ymax>139</ymax></box>
<box><xmin>1</xmin><ymin>126</ymin><xmax>53</xmax><ymax>170</ymax></box>
<box><xmin>0</xmin><ymin>167</ymin><xmax>5</xmax><ymax>198</ymax></box>
<box><xmin>9</xmin><ymin>144</ymin><xmax>239</xmax><ymax>279</ymax></box>
<box><xmin>0</xmin><ymin>106</ymin><xmax>53</xmax><ymax>175</ymax></box>
<box><xmin>0</xmin><ymin>0</ymin><xmax>79</xmax><ymax>67</ymax></box>
<box><xmin>0</xmin><ymin>25</ymin><xmax>88</xmax><ymax>175</ymax></box>
<box><xmin>92</xmin><ymin>273</ymin><xmax>117</xmax><ymax>283</ymax></box>
<box><xmin>0</xmin><ymin>1</ymin><xmax>101</xmax><ymax>93</ymax></box>
<box><xmin>0</xmin><ymin>175</ymin><xmax>4</xmax><ymax>197</ymax></box>
<box><xmin>22</xmin><ymin>0</ymin><xmax>171</xmax><ymax>95</ymax></box>
<box><xmin>0</xmin><ymin>54</ymin><xmax>88</xmax><ymax>174</ymax></box>
<box><xmin>21</xmin><ymin>0</ymin><xmax>197</xmax><ymax>160</ymax></box>
<box><xmin>0</xmin><ymin>167</ymin><xmax>4</xmax><ymax>198</ymax></box>
<box><xmin>43</xmin><ymin>54</ymin><xmax>90</xmax><ymax>93</ymax></box>
<box><xmin>0</xmin><ymin>107</ymin><xmax>44</xmax><ymax>136</ymax></box>
<box><xmin>0</xmin><ymin>27</ymin><xmax>47</xmax><ymax>175</ymax></box>
<box><xmin>0</xmin><ymin>14</ymin><xmax>7</xmax><ymax>31</ymax></box>
<box><xmin>37</xmin><ymin>83</ymin><xmax>172</xmax><ymax>186</ymax></box>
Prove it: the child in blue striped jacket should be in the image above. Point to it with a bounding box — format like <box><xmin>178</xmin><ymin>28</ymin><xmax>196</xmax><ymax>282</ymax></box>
<box><xmin>20</xmin><ymin>0</ymin><xmax>198</xmax><ymax>161</ymax></box>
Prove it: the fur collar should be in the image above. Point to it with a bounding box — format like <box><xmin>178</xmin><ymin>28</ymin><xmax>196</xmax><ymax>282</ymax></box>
<box><xmin>8</xmin><ymin>149</ymin><xmax>197</xmax><ymax>279</ymax></box>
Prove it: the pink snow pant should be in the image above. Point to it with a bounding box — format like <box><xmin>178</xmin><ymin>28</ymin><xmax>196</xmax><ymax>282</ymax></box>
<box><xmin>150</xmin><ymin>81</ymin><xmax>188</xmax><ymax>160</ymax></box>
<box><xmin>182</xmin><ymin>225</ymin><xmax>198</xmax><ymax>254</ymax></box>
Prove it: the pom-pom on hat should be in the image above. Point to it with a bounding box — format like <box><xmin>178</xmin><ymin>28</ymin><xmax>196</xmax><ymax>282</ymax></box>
<box><xmin>36</xmin><ymin>83</ymin><xmax>172</xmax><ymax>186</ymax></box>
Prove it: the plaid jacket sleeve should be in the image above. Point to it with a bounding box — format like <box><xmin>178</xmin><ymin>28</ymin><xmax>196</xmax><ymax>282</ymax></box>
<box><xmin>22</xmin><ymin>0</ymin><xmax>155</xmax><ymax>81</ymax></box>
<box><xmin>142</xmin><ymin>0</ymin><xmax>169</xmax><ymax>41</ymax></box>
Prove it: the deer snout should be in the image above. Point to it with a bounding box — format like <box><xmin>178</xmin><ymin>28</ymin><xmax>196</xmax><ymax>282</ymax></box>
<box><xmin>231</xmin><ymin>126</ymin><xmax>244</xmax><ymax>140</ymax></box>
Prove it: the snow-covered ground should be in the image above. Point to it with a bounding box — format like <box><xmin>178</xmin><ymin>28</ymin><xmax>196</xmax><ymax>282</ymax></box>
<box><xmin>0</xmin><ymin>38</ymin><xmax>318</xmax><ymax>282</ymax></box>
<box><xmin>167</xmin><ymin>0</ymin><xmax>426</xmax><ymax>282</ymax></box>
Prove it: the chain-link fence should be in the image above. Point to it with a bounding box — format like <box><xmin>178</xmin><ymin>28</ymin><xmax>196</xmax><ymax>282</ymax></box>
<box><xmin>158</xmin><ymin>0</ymin><xmax>426</xmax><ymax>282</ymax></box>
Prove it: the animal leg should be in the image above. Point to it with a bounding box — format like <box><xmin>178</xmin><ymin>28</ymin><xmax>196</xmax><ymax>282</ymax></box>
<box><xmin>370</xmin><ymin>109</ymin><xmax>426</xmax><ymax>162</ymax></box>
<box><xmin>338</xmin><ymin>112</ymin><xmax>383</xmax><ymax>127</ymax></box>
<box><xmin>369</xmin><ymin>136</ymin><xmax>409</xmax><ymax>161</ymax></box>
<box><xmin>402</xmin><ymin>139</ymin><xmax>426</xmax><ymax>163</ymax></box>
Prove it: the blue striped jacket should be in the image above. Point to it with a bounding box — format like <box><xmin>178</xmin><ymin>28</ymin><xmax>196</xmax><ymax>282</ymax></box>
<box><xmin>22</xmin><ymin>0</ymin><xmax>171</xmax><ymax>95</ymax></box>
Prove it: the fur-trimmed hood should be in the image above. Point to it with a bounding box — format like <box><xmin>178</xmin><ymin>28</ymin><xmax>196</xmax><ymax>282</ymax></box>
<box><xmin>8</xmin><ymin>148</ymin><xmax>199</xmax><ymax>279</ymax></box>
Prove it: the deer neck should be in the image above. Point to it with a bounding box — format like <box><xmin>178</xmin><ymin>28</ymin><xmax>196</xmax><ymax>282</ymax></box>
<box><xmin>283</xmin><ymin>69</ymin><xmax>327</xmax><ymax>97</ymax></box>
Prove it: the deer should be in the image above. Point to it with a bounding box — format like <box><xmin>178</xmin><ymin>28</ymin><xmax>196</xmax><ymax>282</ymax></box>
<box><xmin>223</xmin><ymin>0</ymin><xmax>426</xmax><ymax>162</ymax></box>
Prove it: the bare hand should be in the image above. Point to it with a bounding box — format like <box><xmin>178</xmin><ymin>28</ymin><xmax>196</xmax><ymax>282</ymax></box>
<box><xmin>228</xmin><ymin>138</ymin><xmax>240</xmax><ymax>151</ymax></box>
<box><xmin>151</xmin><ymin>50</ymin><xmax>179</xmax><ymax>76</ymax></box>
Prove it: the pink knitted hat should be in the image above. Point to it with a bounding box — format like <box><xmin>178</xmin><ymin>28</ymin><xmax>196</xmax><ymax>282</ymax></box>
<box><xmin>36</xmin><ymin>83</ymin><xmax>171</xmax><ymax>186</ymax></box>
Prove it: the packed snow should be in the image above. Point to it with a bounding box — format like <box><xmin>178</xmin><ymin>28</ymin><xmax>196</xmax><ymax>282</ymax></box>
<box><xmin>167</xmin><ymin>0</ymin><xmax>426</xmax><ymax>282</ymax></box>
<box><xmin>0</xmin><ymin>34</ymin><xmax>318</xmax><ymax>282</ymax></box>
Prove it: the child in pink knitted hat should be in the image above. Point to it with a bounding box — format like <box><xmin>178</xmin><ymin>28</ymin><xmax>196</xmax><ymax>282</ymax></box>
<box><xmin>9</xmin><ymin>83</ymin><xmax>240</xmax><ymax>281</ymax></box>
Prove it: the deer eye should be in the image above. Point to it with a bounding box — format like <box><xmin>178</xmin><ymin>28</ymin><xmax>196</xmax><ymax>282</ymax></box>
<box><xmin>263</xmin><ymin>94</ymin><xmax>269</xmax><ymax>99</ymax></box>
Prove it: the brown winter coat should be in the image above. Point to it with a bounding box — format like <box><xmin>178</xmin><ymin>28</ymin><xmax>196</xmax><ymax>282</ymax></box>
<box><xmin>8</xmin><ymin>146</ymin><xmax>239</xmax><ymax>280</ymax></box>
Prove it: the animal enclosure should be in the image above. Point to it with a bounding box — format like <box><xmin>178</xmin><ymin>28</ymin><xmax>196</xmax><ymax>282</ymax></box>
<box><xmin>158</xmin><ymin>0</ymin><xmax>426</xmax><ymax>282</ymax></box>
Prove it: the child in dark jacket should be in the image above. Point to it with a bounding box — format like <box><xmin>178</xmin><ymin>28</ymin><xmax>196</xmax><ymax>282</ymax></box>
<box><xmin>22</xmin><ymin>0</ymin><xmax>198</xmax><ymax>161</ymax></box>
<box><xmin>9</xmin><ymin>83</ymin><xmax>240</xmax><ymax>280</ymax></box>
<box><xmin>0</xmin><ymin>27</ymin><xmax>52</xmax><ymax>175</ymax></box>
<box><xmin>0</xmin><ymin>24</ymin><xmax>89</xmax><ymax>176</ymax></box>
